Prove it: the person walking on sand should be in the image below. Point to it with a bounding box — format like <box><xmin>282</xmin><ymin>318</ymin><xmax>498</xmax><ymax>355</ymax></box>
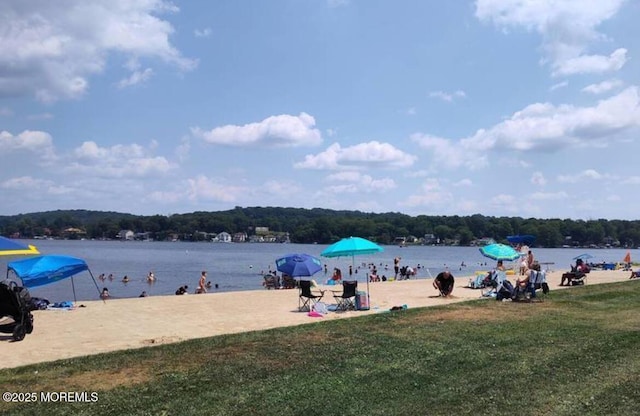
<box><xmin>196</xmin><ymin>271</ymin><xmax>208</xmax><ymax>294</ymax></box>
<box><xmin>433</xmin><ymin>270</ymin><xmax>455</xmax><ymax>297</ymax></box>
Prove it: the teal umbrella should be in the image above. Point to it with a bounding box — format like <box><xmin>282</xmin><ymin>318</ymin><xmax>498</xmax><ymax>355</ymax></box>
<box><xmin>321</xmin><ymin>237</ymin><xmax>384</xmax><ymax>310</ymax></box>
<box><xmin>479</xmin><ymin>243</ymin><xmax>521</xmax><ymax>261</ymax></box>
<box><xmin>320</xmin><ymin>237</ymin><xmax>384</xmax><ymax>259</ymax></box>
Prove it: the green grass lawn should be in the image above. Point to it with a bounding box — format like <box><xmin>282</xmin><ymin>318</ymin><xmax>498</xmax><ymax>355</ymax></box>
<box><xmin>1</xmin><ymin>281</ymin><xmax>639</xmax><ymax>416</ymax></box>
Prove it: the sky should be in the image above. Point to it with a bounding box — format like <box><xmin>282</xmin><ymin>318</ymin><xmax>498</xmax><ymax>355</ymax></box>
<box><xmin>1</xmin><ymin>0</ymin><xmax>639</xmax><ymax>220</ymax></box>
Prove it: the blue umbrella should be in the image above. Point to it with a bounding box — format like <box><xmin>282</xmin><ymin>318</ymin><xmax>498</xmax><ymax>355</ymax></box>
<box><xmin>572</xmin><ymin>253</ymin><xmax>594</xmax><ymax>261</ymax></box>
<box><xmin>479</xmin><ymin>243</ymin><xmax>521</xmax><ymax>261</ymax></box>
<box><xmin>0</xmin><ymin>236</ymin><xmax>39</xmax><ymax>257</ymax></box>
<box><xmin>275</xmin><ymin>253</ymin><xmax>322</xmax><ymax>278</ymax></box>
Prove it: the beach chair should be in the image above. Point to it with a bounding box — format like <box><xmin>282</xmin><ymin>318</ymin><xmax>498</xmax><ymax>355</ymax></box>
<box><xmin>282</xmin><ymin>275</ymin><xmax>297</xmax><ymax>289</ymax></box>
<box><xmin>263</xmin><ymin>274</ymin><xmax>278</xmax><ymax>290</ymax></box>
<box><xmin>560</xmin><ymin>265</ymin><xmax>587</xmax><ymax>286</ymax></box>
<box><xmin>529</xmin><ymin>270</ymin><xmax>549</xmax><ymax>298</ymax></box>
<box><xmin>298</xmin><ymin>280</ymin><xmax>325</xmax><ymax>312</ymax></box>
<box><xmin>332</xmin><ymin>281</ymin><xmax>357</xmax><ymax>311</ymax></box>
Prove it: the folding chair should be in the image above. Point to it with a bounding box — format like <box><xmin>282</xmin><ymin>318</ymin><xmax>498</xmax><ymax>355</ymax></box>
<box><xmin>332</xmin><ymin>281</ymin><xmax>357</xmax><ymax>311</ymax></box>
<box><xmin>529</xmin><ymin>270</ymin><xmax>549</xmax><ymax>298</ymax></box>
<box><xmin>298</xmin><ymin>280</ymin><xmax>325</xmax><ymax>312</ymax></box>
<box><xmin>263</xmin><ymin>274</ymin><xmax>278</xmax><ymax>290</ymax></box>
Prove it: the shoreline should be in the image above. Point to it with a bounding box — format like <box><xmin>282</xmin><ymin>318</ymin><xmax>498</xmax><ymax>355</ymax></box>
<box><xmin>0</xmin><ymin>269</ymin><xmax>633</xmax><ymax>369</ymax></box>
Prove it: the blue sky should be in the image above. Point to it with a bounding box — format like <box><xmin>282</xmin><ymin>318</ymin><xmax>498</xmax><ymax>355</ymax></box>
<box><xmin>1</xmin><ymin>0</ymin><xmax>639</xmax><ymax>220</ymax></box>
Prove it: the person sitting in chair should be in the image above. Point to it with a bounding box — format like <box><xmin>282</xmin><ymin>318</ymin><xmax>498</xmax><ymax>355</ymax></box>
<box><xmin>561</xmin><ymin>259</ymin><xmax>588</xmax><ymax>286</ymax></box>
<box><xmin>433</xmin><ymin>270</ymin><xmax>455</xmax><ymax>297</ymax></box>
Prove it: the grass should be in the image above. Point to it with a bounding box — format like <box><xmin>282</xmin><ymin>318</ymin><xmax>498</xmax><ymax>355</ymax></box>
<box><xmin>1</xmin><ymin>281</ymin><xmax>640</xmax><ymax>415</ymax></box>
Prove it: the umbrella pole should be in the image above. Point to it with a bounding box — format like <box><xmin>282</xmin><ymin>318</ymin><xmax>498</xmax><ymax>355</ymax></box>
<box><xmin>71</xmin><ymin>276</ymin><xmax>77</xmax><ymax>304</ymax></box>
<box><xmin>88</xmin><ymin>269</ymin><xmax>105</xmax><ymax>303</ymax></box>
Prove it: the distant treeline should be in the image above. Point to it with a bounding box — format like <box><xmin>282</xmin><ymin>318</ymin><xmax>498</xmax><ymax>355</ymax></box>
<box><xmin>1</xmin><ymin>207</ymin><xmax>640</xmax><ymax>248</ymax></box>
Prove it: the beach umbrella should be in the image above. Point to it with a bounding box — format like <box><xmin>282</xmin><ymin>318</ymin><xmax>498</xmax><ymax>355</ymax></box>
<box><xmin>0</xmin><ymin>236</ymin><xmax>39</xmax><ymax>256</ymax></box>
<box><xmin>275</xmin><ymin>253</ymin><xmax>322</xmax><ymax>278</ymax></box>
<box><xmin>321</xmin><ymin>237</ymin><xmax>384</xmax><ymax>259</ymax></box>
<box><xmin>572</xmin><ymin>253</ymin><xmax>594</xmax><ymax>261</ymax></box>
<box><xmin>479</xmin><ymin>243</ymin><xmax>521</xmax><ymax>262</ymax></box>
<box><xmin>321</xmin><ymin>237</ymin><xmax>384</xmax><ymax>309</ymax></box>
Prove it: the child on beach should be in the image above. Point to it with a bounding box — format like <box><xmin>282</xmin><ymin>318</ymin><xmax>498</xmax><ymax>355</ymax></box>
<box><xmin>100</xmin><ymin>287</ymin><xmax>110</xmax><ymax>299</ymax></box>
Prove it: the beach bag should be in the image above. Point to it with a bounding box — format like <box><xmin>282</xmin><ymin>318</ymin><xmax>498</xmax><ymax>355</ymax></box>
<box><xmin>312</xmin><ymin>302</ymin><xmax>329</xmax><ymax>315</ymax></box>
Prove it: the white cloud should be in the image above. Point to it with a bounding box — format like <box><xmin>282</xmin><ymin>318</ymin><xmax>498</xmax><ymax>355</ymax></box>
<box><xmin>1</xmin><ymin>176</ymin><xmax>52</xmax><ymax>190</ymax></box>
<box><xmin>550</xmin><ymin>81</ymin><xmax>568</xmax><ymax>91</ymax></box>
<box><xmin>194</xmin><ymin>28</ymin><xmax>212</xmax><ymax>38</ymax></box>
<box><xmin>26</xmin><ymin>112</ymin><xmax>54</xmax><ymax>120</ymax></box>
<box><xmin>117</xmin><ymin>68</ymin><xmax>154</xmax><ymax>89</ymax></box>
<box><xmin>0</xmin><ymin>130</ymin><xmax>52</xmax><ymax>151</ymax></box>
<box><xmin>411</xmin><ymin>133</ymin><xmax>488</xmax><ymax>170</ymax></box>
<box><xmin>295</xmin><ymin>141</ymin><xmax>416</xmax><ymax>170</ymax></box>
<box><xmin>530</xmin><ymin>191</ymin><xmax>569</xmax><ymax>201</ymax></box>
<box><xmin>555</xmin><ymin>48</ymin><xmax>627</xmax><ymax>76</ymax></box>
<box><xmin>461</xmin><ymin>87</ymin><xmax>640</xmax><ymax>152</ymax></box>
<box><xmin>475</xmin><ymin>0</ymin><xmax>627</xmax><ymax>76</ymax></box>
<box><xmin>429</xmin><ymin>90</ymin><xmax>466</xmax><ymax>102</ymax></box>
<box><xmin>402</xmin><ymin>178</ymin><xmax>454</xmax><ymax>208</ymax></box>
<box><xmin>557</xmin><ymin>169</ymin><xmax>614</xmax><ymax>183</ymax></box>
<box><xmin>193</xmin><ymin>112</ymin><xmax>323</xmax><ymax>147</ymax></box>
<box><xmin>0</xmin><ymin>130</ymin><xmax>55</xmax><ymax>161</ymax></box>
<box><xmin>490</xmin><ymin>194</ymin><xmax>518</xmax><ymax>213</ymax></box>
<box><xmin>325</xmin><ymin>171</ymin><xmax>397</xmax><ymax>192</ymax></box>
<box><xmin>1</xmin><ymin>176</ymin><xmax>74</xmax><ymax>196</ymax></box>
<box><xmin>0</xmin><ymin>0</ymin><xmax>196</xmax><ymax>102</ymax></box>
<box><xmin>67</xmin><ymin>141</ymin><xmax>176</xmax><ymax>178</ymax></box>
<box><xmin>175</xmin><ymin>137</ymin><xmax>190</xmax><ymax>162</ymax></box>
<box><xmin>454</xmin><ymin>178</ymin><xmax>473</xmax><ymax>187</ymax></box>
<box><xmin>582</xmin><ymin>78</ymin><xmax>624</xmax><ymax>94</ymax></box>
<box><xmin>185</xmin><ymin>175</ymin><xmax>248</xmax><ymax>202</ymax></box>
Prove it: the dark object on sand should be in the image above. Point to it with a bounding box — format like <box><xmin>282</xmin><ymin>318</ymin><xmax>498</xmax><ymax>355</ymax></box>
<box><xmin>0</xmin><ymin>280</ymin><xmax>34</xmax><ymax>341</ymax></box>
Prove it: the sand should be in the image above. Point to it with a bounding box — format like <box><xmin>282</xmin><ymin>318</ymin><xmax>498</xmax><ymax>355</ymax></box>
<box><xmin>0</xmin><ymin>269</ymin><xmax>633</xmax><ymax>369</ymax></box>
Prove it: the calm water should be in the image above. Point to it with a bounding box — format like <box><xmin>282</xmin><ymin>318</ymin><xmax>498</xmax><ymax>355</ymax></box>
<box><xmin>1</xmin><ymin>239</ymin><xmax>635</xmax><ymax>302</ymax></box>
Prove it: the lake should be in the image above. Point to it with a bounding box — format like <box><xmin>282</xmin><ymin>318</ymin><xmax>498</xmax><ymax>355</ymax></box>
<box><xmin>1</xmin><ymin>239</ymin><xmax>634</xmax><ymax>302</ymax></box>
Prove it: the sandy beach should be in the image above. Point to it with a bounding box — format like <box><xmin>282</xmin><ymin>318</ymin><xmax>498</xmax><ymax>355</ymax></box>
<box><xmin>0</xmin><ymin>269</ymin><xmax>632</xmax><ymax>369</ymax></box>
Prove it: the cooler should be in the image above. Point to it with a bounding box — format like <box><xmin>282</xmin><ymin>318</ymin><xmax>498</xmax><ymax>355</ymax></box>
<box><xmin>355</xmin><ymin>290</ymin><xmax>369</xmax><ymax>310</ymax></box>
